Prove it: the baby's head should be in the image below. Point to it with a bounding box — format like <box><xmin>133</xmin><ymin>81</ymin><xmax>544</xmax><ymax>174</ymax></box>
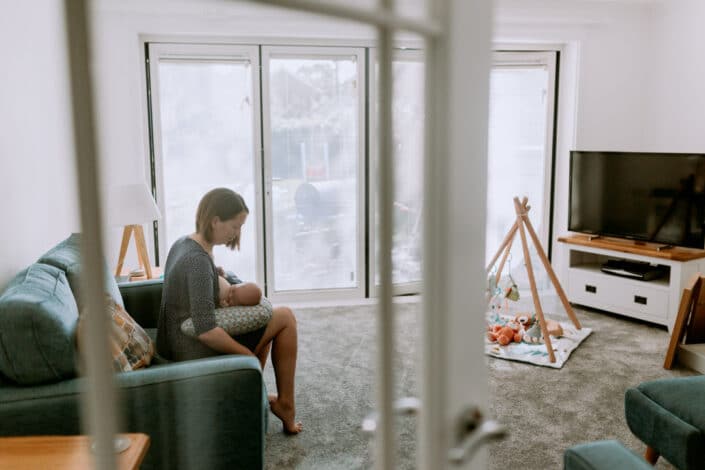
<box><xmin>229</xmin><ymin>283</ymin><xmax>262</xmax><ymax>306</ymax></box>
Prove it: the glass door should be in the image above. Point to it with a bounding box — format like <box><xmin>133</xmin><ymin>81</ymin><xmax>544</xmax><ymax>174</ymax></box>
<box><xmin>147</xmin><ymin>43</ymin><xmax>263</xmax><ymax>284</ymax></box>
<box><xmin>485</xmin><ymin>51</ymin><xmax>557</xmax><ymax>289</ymax></box>
<box><xmin>261</xmin><ymin>46</ymin><xmax>366</xmax><ymax>301</ymax></box>
<box><xmin>369</xmin><ymin>50</ymin><xmax>426</xmax><ymax>297</ymax></box>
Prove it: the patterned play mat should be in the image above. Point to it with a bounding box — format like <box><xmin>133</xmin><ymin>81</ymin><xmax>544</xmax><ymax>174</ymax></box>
<box><xmin>485</xmin><ymin>313</ymin><xmax>593</xmax><ymax>369</ymax></box>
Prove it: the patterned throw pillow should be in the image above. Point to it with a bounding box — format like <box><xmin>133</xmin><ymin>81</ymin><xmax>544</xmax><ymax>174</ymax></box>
<box><xmin>181</xmin><ymin>297</ymin><xmax>273</xmax><ymax>337</ymax></box>
<box><xmin>77</xmin><ymin>295</ymin><xmax>154</xmax><ymax>372</ymax></box>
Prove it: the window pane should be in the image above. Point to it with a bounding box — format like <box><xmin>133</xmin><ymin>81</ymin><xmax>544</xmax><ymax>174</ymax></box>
<box><xmin>157</xmin><ymin>59</ymin><xmax>257</xmax><ymax>281</ymax></box>
<box><xmin>391</xmin><ymin>60</ymin><xmax>424</xmax><ymax>285</ymax></box>
<box><xmin>268</xmin><ymin>56</ymin><xmax>360</xmax><ymax>291</ymax></box>
<box><xmin>374</xmin><ymin>59</ymin><xmax>425</xmax><ymax>286</ymax></box>
<box><xmin>486</xmin><ymin>66</ymin><xmax>549</xmax><ymax>268</ymax></box>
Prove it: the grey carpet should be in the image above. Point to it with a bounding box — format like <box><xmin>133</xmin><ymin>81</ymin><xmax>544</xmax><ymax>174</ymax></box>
<box><xmin>262</xmin><ymin>295</ymin><xmax>696</xmax><ymax>469</ymax></box>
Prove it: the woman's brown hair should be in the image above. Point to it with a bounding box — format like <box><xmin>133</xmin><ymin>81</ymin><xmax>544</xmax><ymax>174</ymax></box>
<box><xmin>195</xmin><ymin>188</ymin><xmax>249</xmax><ymax>250</ymax></box>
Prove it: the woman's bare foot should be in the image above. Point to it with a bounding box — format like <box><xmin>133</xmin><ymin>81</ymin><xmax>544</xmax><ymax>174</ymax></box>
<box><xmin>270</xmin><ymin>398</ymin><xmax>303</xmax><ymax>435</ymax></box>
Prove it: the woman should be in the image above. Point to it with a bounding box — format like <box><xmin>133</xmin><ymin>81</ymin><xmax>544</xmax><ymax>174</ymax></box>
<box><xmin>156</xmin><ymin>187</ymin><xmax>302</xmax><ymax>434</ymax></box>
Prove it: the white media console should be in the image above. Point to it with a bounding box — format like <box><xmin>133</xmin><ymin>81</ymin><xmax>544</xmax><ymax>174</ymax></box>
<box><xmin>559</xmin><ymin>235</ymin><xmax>705</xmax><ymax>331</ymax></box>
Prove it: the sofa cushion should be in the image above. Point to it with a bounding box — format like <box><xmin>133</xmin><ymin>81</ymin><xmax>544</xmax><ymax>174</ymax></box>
<box><xmin>0</xmin><ymin>264</ymin><xmax>79</xmax><ymax>384</ymax></box>
<box><xmin>37</xmin><ymin>233</ymin><xmax>124</xmax><ymax>309</ymax></box>
<box><xmin>564</xmin><ymin>440</ymin><xmax>653</xmax><ymax>470</ymax></box>
<box><xmin>77</xmin><ymin>295</ymin><xmax>154</xmax><ymax>372</ymax></box>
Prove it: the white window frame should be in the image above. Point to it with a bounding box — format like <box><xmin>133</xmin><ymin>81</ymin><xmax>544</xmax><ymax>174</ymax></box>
<box><xmin>261</xmin><ymin>45</ymin><xmax>367</xmax><ymax>303</ymax></box>
<box><xmin>146</xmin><ymin>43</ymin><xmax>266</xmax><ymax>287</ymax></box>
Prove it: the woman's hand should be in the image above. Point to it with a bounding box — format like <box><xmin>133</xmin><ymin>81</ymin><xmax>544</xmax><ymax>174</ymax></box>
<box><xmin>197</xmin><ymin>327</ymin><xmax>254</xmax><ymax>356</ymax></box>
<box><xmin>216</xmin><ymin>266</ymin><xmax>225</xmax><ymax>277</ymax></box>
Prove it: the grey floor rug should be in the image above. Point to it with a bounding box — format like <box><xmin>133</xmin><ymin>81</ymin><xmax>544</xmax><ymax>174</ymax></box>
<box><xmin>262</xmin><ymin>295</ymin><xmax>696</xmax><ymax>469</ymax></box>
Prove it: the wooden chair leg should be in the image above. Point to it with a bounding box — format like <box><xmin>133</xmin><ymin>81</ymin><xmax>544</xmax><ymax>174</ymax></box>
<box><xmin>644</xmin><ymin>446</ymin><xmax>660</xmax><ymax>464</ymax></box>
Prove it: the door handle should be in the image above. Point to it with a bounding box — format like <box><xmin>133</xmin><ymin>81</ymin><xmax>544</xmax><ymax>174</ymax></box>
<box><xmin>361</xmin><ymin>396</ymin><xmax>420</xmax><ymax>433</ymax></box>
<box><xmin>448</xmin><ymin>406</ymin><xmax>507</xmax><ymax>465</ymax></box>
<box><xmin>362</xmin><ymin>400</ymin><xmax>506</xmax><ymax>465</ymax></box>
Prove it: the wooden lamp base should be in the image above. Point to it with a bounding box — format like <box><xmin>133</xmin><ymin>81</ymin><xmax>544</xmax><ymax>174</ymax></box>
<box><xmin>114</xmin><ymin>225</ymin><xmax>154</xmax><ymax>279</ymax></box>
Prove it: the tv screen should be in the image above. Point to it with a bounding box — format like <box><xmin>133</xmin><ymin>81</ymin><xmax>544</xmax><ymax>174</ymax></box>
<box><xmin>569</xmin><ymin>151</ymin><xmax>705</xmax><ymax>249</ymax></box>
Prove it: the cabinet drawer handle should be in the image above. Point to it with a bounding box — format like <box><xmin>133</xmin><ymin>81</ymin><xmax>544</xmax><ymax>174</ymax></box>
<box><xmin>634</xmin><ymin>295</ymin><xmax>647</xmax><ymax>305</ymax></box>
<box><xmin>585</xmin><ymin>285</ymin><xmax>597</xmax><ymax>294</ymax></box>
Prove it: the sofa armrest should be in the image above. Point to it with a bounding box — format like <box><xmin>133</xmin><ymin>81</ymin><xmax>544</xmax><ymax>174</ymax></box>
<box><xmin>119</xmin><ymin>279</ymin><xmax>163</xmax><ymax>328</ymax></box>
<box><xmin>0</xmin><ymin>355</ymin><xmax>267</xmax><ymax>470</ymax></box>
<box><xmin>116</xmin><ymin>355</ymin><xmax>266</xmax><ymax>470</ymax></box>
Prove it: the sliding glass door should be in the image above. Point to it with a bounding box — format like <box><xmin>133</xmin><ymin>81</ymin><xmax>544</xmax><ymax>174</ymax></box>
<box><xmin>148</xmin><ymin>44</ymin><xmax>263</xmax><ymax>284</ymax></box>
<box><xmin>147</xmin><ymin>43</ymin><xmax>557</xmax><ymax>300</ymax></box>
<box><xmin>262</xmin><ymin>47</ymin><xmax>366</xmax><ymax>301</ymax></box>
<box><xmin>148</xmin><ymin>43</ymin><xmax>365</xmax><ymax>301</ymax></box>
<box><xmin>369</xmin><ymin>50</ymin><xmax>425</xmax><ymax>296</ymax></box>
<box><xmin>485</xmin><ymin>51</ymin><xmax>557</xmax><ymax>287</ymax></box>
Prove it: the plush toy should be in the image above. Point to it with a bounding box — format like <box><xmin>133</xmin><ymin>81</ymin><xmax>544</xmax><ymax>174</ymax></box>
<box><xmin>523</xmin><ymin>322</ymin><xmax>543</xmax><ymax>344</ymax></box>
<box><xmin>546</xmin><ymin>318</ymin><xmax>564</xmax><ymax>337</ymax></box>
<box><xmin>514</xmin><ymin>313</ymin><xmax>534</xmax><ymax>330</ymax></box>
<box><xmin>521</xmin><ymin>315</ymin><xmax>565</xmax><ymax>344</ymax></box>
<box><xmin>488</xmin><ymin>292</ymin><xmax>504</xmax><ymax>313</ymax></box>
<box><xmin>487</xmin><ymin>322</ymin><xmax>523</xmax><ymax>346</ymax></box>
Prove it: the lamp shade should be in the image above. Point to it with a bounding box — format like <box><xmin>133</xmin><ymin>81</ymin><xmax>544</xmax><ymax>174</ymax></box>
<box><xmin>107</xmin><ymin>183</ymin><xmax>161</xmax><ymax>227</ymax></box>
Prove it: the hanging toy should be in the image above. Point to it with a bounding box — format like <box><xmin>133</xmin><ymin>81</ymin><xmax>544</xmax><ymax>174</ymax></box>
<box><xmin>487</xmin><ymin>272</ymin><xmax>499</xmax><ymax>302</ymax></box>
<box><xmin>495</xmin><ymin>254</ymin><xmax>520</xmax><ymax>312</ymax></box>
<box><xmin>503</xmin><ymin>254</ymin><xmax>520</xmax><ymax>301</ymax></box>
<box><xmin>502</xmin><ymin>275</ymin><xmax>520</xmax><ymax>301</ymax></box>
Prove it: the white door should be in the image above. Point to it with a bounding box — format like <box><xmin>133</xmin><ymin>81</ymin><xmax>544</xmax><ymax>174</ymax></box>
<box><xmin>371</xmin><ymin>1</ymin><xmax>498</xmax><ymax>469</ymax></box>
<box><xmin>419</xmin><ymin>1</ymin><xmax>496</xmax><ymax>468</ymax></box>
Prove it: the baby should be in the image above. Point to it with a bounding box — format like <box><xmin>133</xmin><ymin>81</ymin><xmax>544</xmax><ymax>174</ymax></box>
<box><xmin>218</xmin><ymin>276</ymin><xmax>262</xmax><ymax>307</ymax></box>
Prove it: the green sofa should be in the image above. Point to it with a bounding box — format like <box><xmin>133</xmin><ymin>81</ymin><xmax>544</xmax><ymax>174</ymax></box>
<box><xmin>0</xmin><ymin>234</ymin><xmax>267</xmax><ymax>469</ymax></box>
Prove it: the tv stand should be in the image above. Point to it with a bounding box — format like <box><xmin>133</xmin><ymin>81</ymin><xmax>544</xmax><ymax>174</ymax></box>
<box><xmin>559</xmin><ymin>235</ymin><xmax>705</xmax><ymax>331</ymax></box>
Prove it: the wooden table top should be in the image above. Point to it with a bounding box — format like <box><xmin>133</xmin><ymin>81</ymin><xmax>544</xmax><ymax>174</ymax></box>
<box><xmin>558</xmin><ymin>234</ymin><xmax>705</xmax><ymax>262</ymax></box>
<box><xmin>0</xmin><ymin>433</ymin><xmax>150</xmax><ymax>470</ymax></box>
<box><xmin>116</xmin><ymin>266</ymin><xmax>162</xmax><ymax>283</ymax></box>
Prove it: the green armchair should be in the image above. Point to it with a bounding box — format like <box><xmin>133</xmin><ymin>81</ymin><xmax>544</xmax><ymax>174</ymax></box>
<box><xmin>624</xmin><ymin>375</ymin><xmax>705</xmax><ymax>469</ymax></box>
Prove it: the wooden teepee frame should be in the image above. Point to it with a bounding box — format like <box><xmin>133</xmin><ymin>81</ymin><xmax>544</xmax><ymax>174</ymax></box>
<box><xmin>486</xmin><ymin>196</ymin><xmax>582</xmax><ymax>363</ymax></box>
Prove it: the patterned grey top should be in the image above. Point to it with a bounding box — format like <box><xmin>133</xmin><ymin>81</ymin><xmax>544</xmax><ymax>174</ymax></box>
<box><xmin>156</xmin><ymin>236</ymin><xmax>221</xmax><ymax>361</ymax></box>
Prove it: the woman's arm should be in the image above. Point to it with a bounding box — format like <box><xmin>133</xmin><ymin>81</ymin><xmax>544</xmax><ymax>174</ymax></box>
<box><xmin>197</xmin><ymin>327</ymin><xmax>255</xmax><ymax>356</ymax></box>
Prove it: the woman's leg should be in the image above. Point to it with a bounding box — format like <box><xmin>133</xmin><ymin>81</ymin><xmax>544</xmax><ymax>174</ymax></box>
<box><xmin>256</xmin><ymin>341</ymin><xmax>271</xmax><ymax>370</ymax></box>
<box><xmin>253</xmin><ymin>306</ymin><xmax>302</xmax><ymax>434</ymax></box>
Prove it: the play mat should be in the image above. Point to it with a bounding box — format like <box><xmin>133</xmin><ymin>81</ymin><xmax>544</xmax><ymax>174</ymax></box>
<box><xmin>485</xmin><ymin>312</ymin><xmax>592</xmax><ymax>369</ymax></box>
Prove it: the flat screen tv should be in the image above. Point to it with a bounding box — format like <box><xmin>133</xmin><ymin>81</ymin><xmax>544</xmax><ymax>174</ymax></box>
<box><xmin>569</xmin><ymin>151</ymin><xmax>705</xmax><ymax>249</ymax></box>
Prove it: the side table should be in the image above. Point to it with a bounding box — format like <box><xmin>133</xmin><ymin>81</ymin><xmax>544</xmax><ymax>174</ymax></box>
<box><xmin>116</xmin><ymin>266</ymin><xmax>162</xmax><ymax>283</ymax></box>
<box><xmin>0</xmin><ymin>433</ymin><xmax>150</xmax><ymax>469</ymax></box>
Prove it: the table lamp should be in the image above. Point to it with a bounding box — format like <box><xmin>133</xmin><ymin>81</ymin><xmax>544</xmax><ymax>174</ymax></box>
<box><xmin>108</xmin><ymin>183</ymin><xmax>161</xmax><ymax>279</ymax></box>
